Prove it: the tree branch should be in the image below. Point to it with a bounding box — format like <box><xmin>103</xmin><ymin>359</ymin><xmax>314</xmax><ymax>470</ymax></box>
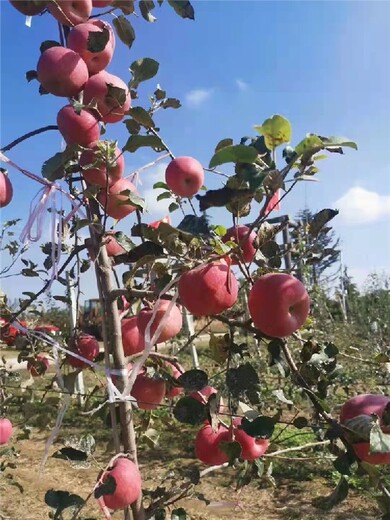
<box><xmin>0</xmin><ymin>125</ymin><xmax>58</xmax><ymax>153</ymax></box>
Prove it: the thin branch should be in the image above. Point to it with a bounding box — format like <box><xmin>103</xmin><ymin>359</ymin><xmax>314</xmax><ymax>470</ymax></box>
<box><xmin>148</xmin><ymin>127</ymin><xmax>175</xmax><ymax>160</ymax></box>
<box><xmin>0</xmin><ymin>126</ymin><xmax>58</xmax><ymax>153</ymax></box>
<box><xmin>264</xmin><ymin>440</ymin><xmax>331</xmax><ymax>457</ymax></box>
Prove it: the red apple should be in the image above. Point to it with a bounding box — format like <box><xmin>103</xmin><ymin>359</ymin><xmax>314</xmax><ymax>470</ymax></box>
<box><xmin>97</xmin><ymin>178</ymin><xmax>138</xmax><ymax>220</ymax></box>
<box><xmin>178</xmin><ymin>260</ymin><xmax>238</xmax><ymax>316</ymax></box>
<box><xmin>9</xmin><ymin>0</ymin><xmax>47</xmax><ymax>15</ymax></box>
<box><xmin>27</xmin><ymin>353</ymin><xmax>50</xmax><ymax>377</ymax></box>
<box><xmin>66</xmin><ymin>334</ymin><xmax>100</xmax><ymax>369</ymax></box>
<box><xmin>222</xmin><ymin>225</ymin><xmax>257</xmax><ymax>264</ymax></box>
<box><xmin>67</xmin><ymin>19</ymin><xmax>115</xmax><ymax>75</ymax></box>
<box><xmin>248</xmin><ymin>273</ymin><xmax>310</xmax><ymax>338</ymax></box>
<box><xmin>83</xmin><ymin>70</ymin><xmax>131</xmax><ymax>123</ymax></box>
<box><xmin>80</xmin><ymin>141</ymin><xmax>124</xmax><ymax>187</ymax></box>
<box><xmin>92</xmin><ymin>0</ymin><xmax>112</xmax><ymax>6</ymax></box>
<box><xmin>98</xmin><ymin>456</ymin><xmax>142</xmax><ymax>510</ymax></box>
<box><xmin>131</xmin><ymin>373</ymin><xmax>166</xmax><ymax>410</ymax></box>
<box><xmin>137</xmin><ymin>300</ymin><xmax>182</xmax><ymax>345</ymax></box>
<box><xmin>57</xmin><ymin>105</ymin><xmax>100</xmax><ymax>147</ymax></box>
<box><xmin>37</xmin><ymin>46</ymin><xmax>88</xmax><ymax>98</ymax></box>
<box><xmin>34</xmin><ymin>324</ymin><xmax>60</xmax><ymax>335</ymax></box>
<box><xmin>0</xmin><ymin>171</ymin><xmax>13</xmax><ymax>208</ymax></box>
<box><xmin>121</xmin><ymin>316</ymin><xmax>144</xmax><ymax>356</ymax></box>
<box><xmin>195</xmin><ymin>422</ymin><xmax>230</xmax><ymax>465</ymax></box>
<box><xmin>190</xmin><ymin>385</ymin><xmax>217</xmax><ymax>404</ymax></box>
<box><xmin>47</xmin><ymin>0</ymin><xmax>92</xmax><ymax>26</ymax></box>
<box><xmin>340</xmin><ymin>394</ymin><xmax>390</xmax><ymax>465</ymax></box>
<box><xmin>104</xmin><ymin>232</ymin><xmax>126</xmax><ymax>257</ymax></box>
<box><xmin>165</xmin><ymin>156</ymin><xmax>204</xmax><ymax>198</ymax></box>
<box><xmin>233</xmin><ymin>417</ymin><xmax>270</xmax><ymax>461</ymax></box>
<box><xmin>164</xmin><ymin>361</ymin><xmax>184</xmax><ymax>398</ymax></box>
<box><xmin>0</xmin><ymin>418</ymin><xmax>13</xmax><ymax>446</ymax></box>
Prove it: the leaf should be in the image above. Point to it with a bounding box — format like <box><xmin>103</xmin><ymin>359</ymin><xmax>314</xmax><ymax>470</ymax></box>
<box><xmin>209</xmin><ymin>144</ymin><xmax>258</xmax><ymax>168</ymax></box>
<box><xmin>157</xmin><ymin>191</ymin><xmax>172</xmax><ymax>202</ymax></box>
<box><xmin>173</xmin><ymin>396</ymin><xmax>208</xmax><ymax>424</ymax></box>
<box><xmin>123</xmin><ymin>134</ymin><xmax>164</xmax><ymax>153</ymax></box>
<box><xmin>25</xmin><ymin>70</ymin><xmax>38</xmax><ymax>82</ymax></box>
<box><xmin>94</xmin><ymin>475</ymin><xmax>117</xmax><ymax>499</ymax></box>
<box><xmin>53</xmin><ymin>295</ymin><xmax>71</xmax><ymax>304</ymax></box>
<box><xmin>160</xmin><ymin>97</ymin><xmax>181</xmax><ymax>109</ymax></box>
<box><xmin>127</xmin><ymin>106</ymin><xmax>155</xmax><ymax>128</ymax></box>
<box><xmin>121</xmin><ymin>240</ymin><xmax>164</xmax><ymax>262</ymax></box>
<box><xmin>293</xmin><ymin>416</ymin><xmax>309</xmax><ymax>429</ymax></box>
<box><xmin>87</xmin><ymin>27</ymin><xmax>110</xmax><ymax>52</ymax></box>
<box><xmin>124</xmin><ymin>118</ymin><xmax>141</xmax><ymax>135</ymax></box>
<box><xmin>113</xmin><ymin>231</ymin><xmax>135</xmax><ymax>252</ymax></box>
<box><xmin>40</xmin><ymin>40</ymin><xmax>61</xmax><ymax>53</ymax></box>
<box><xmin>177</xmin><ymin>369</ymin><xmax>208</xmax><ymax>391</ymax></box>
<box><xmin>112</xmin><ymin>0</ymin><xmax>135</xmax><ymax>14</ymax></box>
<box><xmin>272</xmin><ymin>389</ymin><xmax>293</xmax><ymax>405</ymax></box>
<box><xmin>196</xmin><ymin>186</ymin><xmax>253</xmax><ymax>212</ymax></box>
<box><xmin>129</xmin><ymin>57</ymin><xmax>159</xmax><ymax>89</ymax></box>
<box><xmin>312</xmin><ymin>476</ymin><xmax>349</xmax><ymax>511</ymax></box>
<box><xmin>113</xmin><ymin>15</ymin><xmax>136</xmax><ymax>49</ymax></box>
<box><xmin>320</xmin><ymin>135</ymin><xmax>358</xmax><ymax>151</ymax></box>
<box><xmin>241</xmin><ymin>416</ymin><xmax>275</xmax><ymax>439</ymax></box>
<box><xmin>153</xmin><ymin>181</ymin><xmax>169</xmax><ymax>190</ymax></box>
<box><xmin>309</xmin><ymin>209</ymin><xmax>339</xmax><ymax>236</ymax></box>
<box><xmin>333</xmin><ymin>452</ymin><xmax>353</xmax><ymax>476</ymax></box>
<box><xmin>226</xmin><ymin>363</ymin><xmax>260</xmax><ymax>397</ymax></box>
<box><xmin>370</xmin><ymin>419</ymin><xmax>390</xmax><ymax>454</ymax></box>
<box><xmin>41</xmin><ymin>149</ymin><xmax>75</xmax><ymax>182</ymax></box>
<box><xmin>295</xmin><ymin>134</ymin><xmax>324</xmax><ymax>157</ymax></box>
<box><xmin>254</xmin><ymin>115</ymin><xmax>292</xmax><ymax>150</ymax></box>
<box><xmin>139</xmin><ymin>0</ymin><xmax>157</xmax><ymax>22</ymax></box>
<box><xmin>171</xmin><ymin>508</ymin><xmax>188</xmax><ymax>520</ymax></box>
<box><xmin>169</xmin><ymin>202</ymin><xmax>179</xmax><ymax>213</ymax></box>
<box><xmin>168</xmin><ymin>0</ymin><xmax>195</xmax><ymax>19</ymax></box>
<box><xmin>177</xmin><ymin>214</ymin><xmax>210</xmax><ymax>235</ymax></box>
<box><xmin>215</xmin><ymin>138</ymin><xmax>234</xmax><ymax>152</ymax></box>
<box><xmin>220</xmin><ymin>440</ymin><xmax>242</xmax><ymax>464</ymax></box>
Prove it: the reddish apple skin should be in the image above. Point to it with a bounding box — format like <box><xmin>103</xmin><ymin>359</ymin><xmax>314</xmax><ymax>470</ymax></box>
<box><xmin>104</xmin><ymin>232</ymin><xmax>126</xmax><ymax>257</ymax></box>
<box><xmin>131</xmin><ymin>374</ymin><xmax>166</xmax><ymax>410</ymax></box>
<box><xmin>27</xmin><ymin>354</ymin><xmax>50</xmax><ymax>377</ymax></box>
<box><xmin>178</xmin><ymin>260</ymin><xmax>238</xmax><ymax>317</ymax></box>
<box><xmin>57</xmin><ymin>105</ymin><xmax>100</xmax><ymax>147</ymax></box>
<box><xmin>0</xmin><ymin>418</ymin><xmax>13</xmax><ymax>446</ymax></box>
<box><xmin>190</xmin><ymin>385</ymin><xmax>217</xmax><ymax>404</ymax></box>
<box><xmin>164</xmin><ymin>361</ymin><xmax>184</xmax><ymax>398</ymax></box>
<box><xmin>37</xmin><ymin>46</ymin><xmax>88</xmax><ymax>98</ymax></box>
<box><xmin>340</xmin><ymin>394</ymin><xmax>390</xmax><ymax>465</ymax></box>
<box><xmin>0</xmin><ymin>172</ymin><xmax>13</xmax><ymax>208</ymax></box>
<box><xmin>121</xmin><ymin>317</ymin><xmax>145</xmax><ymax>356</ymax></box>
<box><xmin>67</xmin><ymin>20</ymin><xmax>115</xmax><ymax>75</ymax></box>
<box><xmin>223</xmin><ymin>225</ymin><xmax>257</xmax><ymax>264</ymax></box>
<box><xmin>195</xmin><ymin>423</ymin><xmax>230</xmax><ymax>465</ymax></box>
<box><xmin>83</xmin><ymin>70</ymin><xmax>131</xmax><ymax>123</ymax></box>
<box><xmin>80</xmin><ymin>142</ymin><xmax>124</xmax><ymax>187</ymax></box>
<box><xmin>248</xmin><ymin>273</ymin><xmax>310</xmax><ymax>338</ymax></box>
<box><xmin>165</xmin><ymin>156</ymin><xmax>204</xmax><ymax>198</ymax></box>
<box><xmin>233</xmin><ymin>417</ymin><xmax>270</xmax><ymax>461</ymax></box>
<box><xmin>137</xmin><ymin>300</ymin><xmax>183</xmax><ymax>345</ymax></box>
<box><xmin>100</xmin><ymin>457</ymin><xmax>142</xmax><ymax>510</ymax></box>
<box><xmin>9</xmin><ymin>0</ymin><xmax>47</xmax><ymax>16</ymax></box>
<box><xmin>66</xmin><ymin>334</ymin><xmax>100</xmax><ymax>369</ymax></box>
<box><xmin>97</xmin><ymin>178</ymin><xmax>138</xmax><ymax>220</ymax></box>
<box><xmin>47</xmin><ymin>0</ymin><xmax>92</xmax><ymax>26</ymax></box>
<box><xmin>92</xmin><ymin>0</ymin><xmax>112</xmax><ymax>5</ymax></box>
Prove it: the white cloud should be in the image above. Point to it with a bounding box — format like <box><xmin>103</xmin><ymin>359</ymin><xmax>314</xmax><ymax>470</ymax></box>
<box><xmin>333</xmin><ymin>186</ymin><xmax>390</xmax><ymax>225</ymax></box>
<box><xmin>138</xmin><ymin>162</ymin><xmax>172</xmax><ymax>216</ymax></box>
<box><xmin>185</xmin><ymin>88</ymin><xmax>213</xmax><ymax>108</ymax></box>
<box><xmin>236</xmin><ymin>79</ymin><xmax>248</xmax><ymax>91</ymax></box>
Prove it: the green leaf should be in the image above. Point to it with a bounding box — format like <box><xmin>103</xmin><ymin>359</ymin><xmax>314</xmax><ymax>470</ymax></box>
<box><xmin>226</xmin><ymin>363</ymin><xmax>260</xmax><ymax>397</ymax></box>
<box><xmin>129</xmin><ymin>57</ymin><xmax>160</xmax><ymax>89</ymax></box>
<box><xmin>215</xmin><ymin>138</ymin><xmax>234</xmax><ymax>152</ymax></box>
<box><xmin>112</xmin><ymin>0</ymin><xmax>135</xmax><ymax>14</ymax></box>
<box><xmin>124</xmin><ymin>118</ymin><xmax>141</xmax><ymax>135</ymax></box>
<box><xmin>160</xmin><ymin>97</ymin><xmax>181</xmax><ymax>109</ymax></box>
<box><xmin>94</xmin><ymin>475</ymin><xmax>117</xmax><ymax>499</ymax></box>
<box><xmin>156</xmin><ymin>191</ymin><xmax>172</xmax><ymax>201</ymax></box>
<box><xmin>113</xmin><ymin>231</ymin><xmax>135</xmax><ymax>252</ymax></box>
<box><xmin>87</xmin><ymin>27</ymin><xmax>110</xmax><ymax>52</ymax></box>
<box><xmin>113</xmin><ymin>16</ymin><xmax>135</xmax><ymax>49</ymax></box>
<box><xmin>153</xmin><ymin>181</ymin><xmax>169</xmax><ymax>190</ymax></box>
<box><xmin>123</xmin><ymin>134</ymin><xmax>164</xmax><ymax>153</ymax></box>
<box><xmin>292</xmin><ymin>416</ymin><xmax>309</xmax><ymax>429</ymax></box>
<box><xmin>209</xmin><ymin>144</ymin><xmax>258</xmax><ymax>168</ymax></box>
<box><xmin>171</xmin><ymin>507</ymin><xmax>188</xmax><ymax>519</ymax></box>
<box><xmin>127</xmin><ymin>106</ymin><xmax>155</xmax><ymax>128</ymax></box>
<box><xmin>41</xmin><ymin>149</ymin><xmax>75</xmax><ymax>182</ymax></box>
<box><xmin>167</xmin><ymin>0</ymin><xmax>195</xmax><ymax>19</ymax></box>
<box><xmin>117</xmin><ymin>189</ymin><xmax>146</xmax><ymax>211</ymax></box>
<box><xmin>40</xmin><ymin>40</ymin><xmax>61</xmax><ymax>53</ymax></box>
<box><xmin>177</xmin><ymin>369</ymin><xmax>208</xmax><ymax>391</ymax></box>
<box><xmin>295</xmin><ymin>134</ymin><xmax>324</xmax><ymax>157</ymax></box>
<box><xmin>309</xmin><ymin>209</ymin><xmax>339</xmax><ymax>236</ymax></box>
<box><xmin>370</xmin><ymin>419</ymin><xmax>390</xmax><ymax>454</ymax></box>
<box><xmin>154</xmin><ymin>86</ymin><xmax>166</xmax><ymax>99</ymax></box>
<box><xmin>320</xmin><ymin>135</ymin><xmax>358</xmax><ymax>151</ymax></box>
<box><xmin>53</xmin><ymin>295</ymin><xmax>71</xmax><ymax>304</ymax></box>
<box><xmin>220</xmin><ymin>440</ymin><xmax>242</xmax><ymax>464</ymax></box>
<box><xmin>333</xmin><ymin>452</ymin><xmax>353</xmax><ymax>476</ymax></box>
<box><xmin>241</xmin><ymin>416</ymin><xmax>275</xmax><ymax>439</ymax></box>
<box><xmin>25</xmin><ymin>70</ymin><xmax>38</xmax><ymax>82</ymax></box>
<box><xmin>139</xmin><ymin>0</ymin><xmax>157</xmax><ymax>22</ymax></box>
<box><xmin>254</xmin><ymin>115</ymin><xmax>292</xmax><ymax>150</ymax></box>
<box><xmin>169</xmin><ymin>202</ymin><xmax>179</xmax><ymax>213</ymax></box>
<box><xmin>173</xmin><ymin>396</ymin><xmax>208</xmax><ymax>424</ymax></box>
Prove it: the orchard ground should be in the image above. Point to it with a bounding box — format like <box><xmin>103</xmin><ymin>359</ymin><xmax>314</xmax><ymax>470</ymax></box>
<box><xmin>1</xmin><ymin>326</ymin><xmax>389</xmax><ymax>520</ymax></box>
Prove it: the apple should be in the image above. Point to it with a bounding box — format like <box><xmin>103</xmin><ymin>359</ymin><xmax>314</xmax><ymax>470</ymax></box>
<box><xmin>104</xmin><ymin>232</ymin><xmax>126</xmax><ymax>257</ymax></box>
<box><xmin>190</xmin><ymin>385</ymin><xmax>217</xmax><ymax>404</ymax></box>
<box><xmin>92</xmin><ymin>0</ymin><xmax>112</xmax><ymax>6</ymax></box>
<box><xmin>67</xmin><ymin>19</ymin><xmax>115</xmax><ymax>75</ymax></box>
<box><xmin>233</xmin><ymin>417</ymin><xmax>270</xmax><ymax>461</ymax></box>
<box><xmin>165</xmin><ymin>156</ymin><xmax>204</xmax><ymax>198</ymax></box>
<box><xmin>121</xmin><ymin>317</ymin><xmax>145</xmax><ymax>356</ymax></box>
<box><xmin>34</xmin><ymin>324</ymin><xmax>60</xmax><ymax>335</ymax></box>
<box><xmin>0</xmin><ymin>418</ymin><xmax>13</xmax><ymax>446</ymax></box>
<box><xmin>57</xmin><ymin>105</ymin><xmax>100</xmax><ymax>147</ymax></box>
<box><xmin>164</xmin><ymin>361</ymin><xmax>184</xmax><ymax>398</ymax></box>
<box><xmin>9</xmin><ymin>1</ymin><xmax>47</xmax><ymax>16</ymax></box>
<box><xmin>131</xmin><ymin>373</ymin><xmax>166</xmax><ymax>410</ymax></box>
<box><xmin>66</xmin><ymin>334</ymin><xmax>100</xmax><ymax>369</ymax></box>
<box><xmin>97</xmin><ymin>178</ymin><xmax>138</xmax><ymax>220</ymax></box>
<box><xmin>0</xmin><ymin>171</ymin><xmax>13</xmax><ymax>208</ymax></box>
<box><xmin>248</xmin><ymin>273</ymin><xmax>310</xmax><ymax>338</ymax></box>
<box><xmin>340</xmin><ymin>394</ymin><xmax>390</xmax><ymax>465</ymax></box>
<box><xmin>178</xmin><ymin>260</ymin><xmax>238</xmax><ymax>316</ymax></box>
<box><xmin>222</xmin><ymin>225</ymin><xmax>257</xmax><ymax>264</ymax></box>
<box><xmin>137</xmin><ymin>300</ymin><xmax>183</xmax><ymax>345</ymax></box>
<box><xmin>83</xmin><ymin>70</ymin><xmax>131</xmax><ymax>123</ymax></box>
<box><xmin>47</xmin><ymin>0</ymin><xmax>92</xmax><ymax>26</ymax></box>
<box><xmin>195</xmin><ymin>422</ymin><xmax>230</xmax><ymax>465</ymax></box>
<box><xmin>37</xmin><ymin>46</ymin><xmax>89</xmax><ymax>98</ymax></box>
<box><xmin>98</xmin><ymin>456</ymin><xmax>142</xmax><ymax>510</ymax></box>
<box><xmin>27</xmin><ymin>353</ymin><xmax>50</xmax><ymax>377</ymax></box>
<box><xmin>80</xmin><ymin>141</ymin><xmax>124</xmax><ymax>187</ymax></box>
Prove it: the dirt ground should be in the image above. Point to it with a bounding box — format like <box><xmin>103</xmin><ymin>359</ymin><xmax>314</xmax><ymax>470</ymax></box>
<box><xmin>0</xmin><ymin>431</ymin><xmax>380</xmax><ymax>520</ymax></box>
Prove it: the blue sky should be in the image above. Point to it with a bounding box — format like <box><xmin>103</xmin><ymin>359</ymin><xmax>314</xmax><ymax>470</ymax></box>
<box><xmin>0</xmin><ymin>0</ymin><xmax>389</xmax><ymax>303</ymax></box>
